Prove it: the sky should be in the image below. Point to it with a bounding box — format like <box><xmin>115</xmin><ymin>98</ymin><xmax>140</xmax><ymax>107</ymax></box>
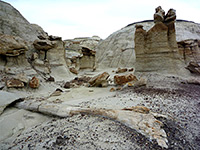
<box><xmin>3</xmin><ymin>0</ymin><xmax>200</xmax><ymax>40</ymax></box>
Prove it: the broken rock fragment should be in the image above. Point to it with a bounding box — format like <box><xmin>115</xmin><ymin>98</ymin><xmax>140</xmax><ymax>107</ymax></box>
<box><xmin>122</xmin><ymin>106</ymin><xmax>150</xmax><ymax>114</ymax></box>
<box><xmin>69</xmin><ymin>67</ymin><xmax>78</xmax><ymax>75</ymax></box>
<box><xmin>114</xmin><ymin>74</ymin><xmax>138</xmax><ymax>85</ymax></box>
<box><xmin>115</xmin><ymin>68</ymin><xmax>128</xmax><ymax>73</ymax></box>
<box><xmin>29</xmin><ymin>77</ymin><xmax>40</xmax><ymax>88</ymax></box>
<box><xmin>6</xmin><ymin>78</ymin><xmax>24</xmax><ymax>88</ymax></box>
<box><xmin>88</xmin><ymin>72</ymin><xmax>110</xmax><ymax>87</ymax></box>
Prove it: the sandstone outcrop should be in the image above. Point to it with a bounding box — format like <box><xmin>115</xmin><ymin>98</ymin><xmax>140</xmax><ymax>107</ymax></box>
<box><xmin>65</xmin><ymin>36</ymin><xmax>101</xmax><ymax>70</ymax></box>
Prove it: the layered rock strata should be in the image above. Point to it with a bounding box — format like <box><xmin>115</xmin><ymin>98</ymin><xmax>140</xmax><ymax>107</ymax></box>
<box><xmin>133</xmin><ymin>6</ymin><xmax>186</xmax><ymax>74</ymax></box>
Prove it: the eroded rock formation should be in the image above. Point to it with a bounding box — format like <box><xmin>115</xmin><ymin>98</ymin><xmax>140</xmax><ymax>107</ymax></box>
<box><xmin>134</xmin><ymin>6</ymin><xmax>188</xmax><ymax>75</ymax></box>
<box><xmin>65</xmin><ymin>36</ymin><xmax>101</xmax><ymax>71</ymax></box>
<box><xmin>32</xmin><ymin>34</ymin><xmax>72</xmax><ymax>80</ymax></box>
<box><xmin>135</xmin><ymin>6</ymin><xmax>178</xmax><ymax>54</ymax></box>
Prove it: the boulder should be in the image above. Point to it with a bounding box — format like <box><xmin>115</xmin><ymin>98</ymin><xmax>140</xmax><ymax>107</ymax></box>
<box><xmin>114</xmin><ymin>74</ymin><xmax>138</xmax><ymax>85</ymax></box>
<box><xmin>69</xmin><ymin>76</ymin><xmax>92</xmax><ymax>87</ymax></box>
<box><xmin>63</xmin><ymin>82</ymin><xmax>71</xmax><ymax>89</ymax></box>
<box><xmin>89</xmin><ymin>72</ymin><xmax>110</xmax><ymax>87</ymax></box>
<box><xmin>29</xmin><ymin>76</ymin><xmax>40</xmax><ymax>89</ymax></box>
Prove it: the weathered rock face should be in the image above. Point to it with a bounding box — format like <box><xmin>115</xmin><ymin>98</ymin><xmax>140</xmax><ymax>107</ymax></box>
<box><xmin>0</xmin><ymin>34</ymin><xmax>29</xmax><ymax>67</ymax></box>
<box><xmin>0</xmin><ymin>1</ymin><xmax>43</xmax><ymax>43</ymax></box>
<box><xmin>65</xmin><ymin>36</ymin><xmax>101</xmax><ymax>70</ymax></box>
<box><xmin>96</xmin><ymin>20</ymin><xmax>200</xmax><ymax>69</ymax></box>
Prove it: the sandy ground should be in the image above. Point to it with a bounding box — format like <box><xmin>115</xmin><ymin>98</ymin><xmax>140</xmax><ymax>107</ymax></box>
<box><xmin>0</xmin><ymin>69</ymin><xmax>199</xmax><ymax>150</ymax></box>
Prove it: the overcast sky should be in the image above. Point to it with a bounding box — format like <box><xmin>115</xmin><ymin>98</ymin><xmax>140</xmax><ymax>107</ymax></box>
<box><xmin>4</xmin><ymin>0</ymin><xmax>200</xmax><ymax>40</ymax></box>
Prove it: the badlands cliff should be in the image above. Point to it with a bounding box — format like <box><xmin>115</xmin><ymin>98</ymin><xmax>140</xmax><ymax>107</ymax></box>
<box><xmin>0</xmin><ymin>1</ymin><xmax>200</xmax><ymax>150</ymax></box>
<box><xmin>96</xmin><ymin>19</ymin><xmax>200</xmax><ymax>73</ymax></box>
